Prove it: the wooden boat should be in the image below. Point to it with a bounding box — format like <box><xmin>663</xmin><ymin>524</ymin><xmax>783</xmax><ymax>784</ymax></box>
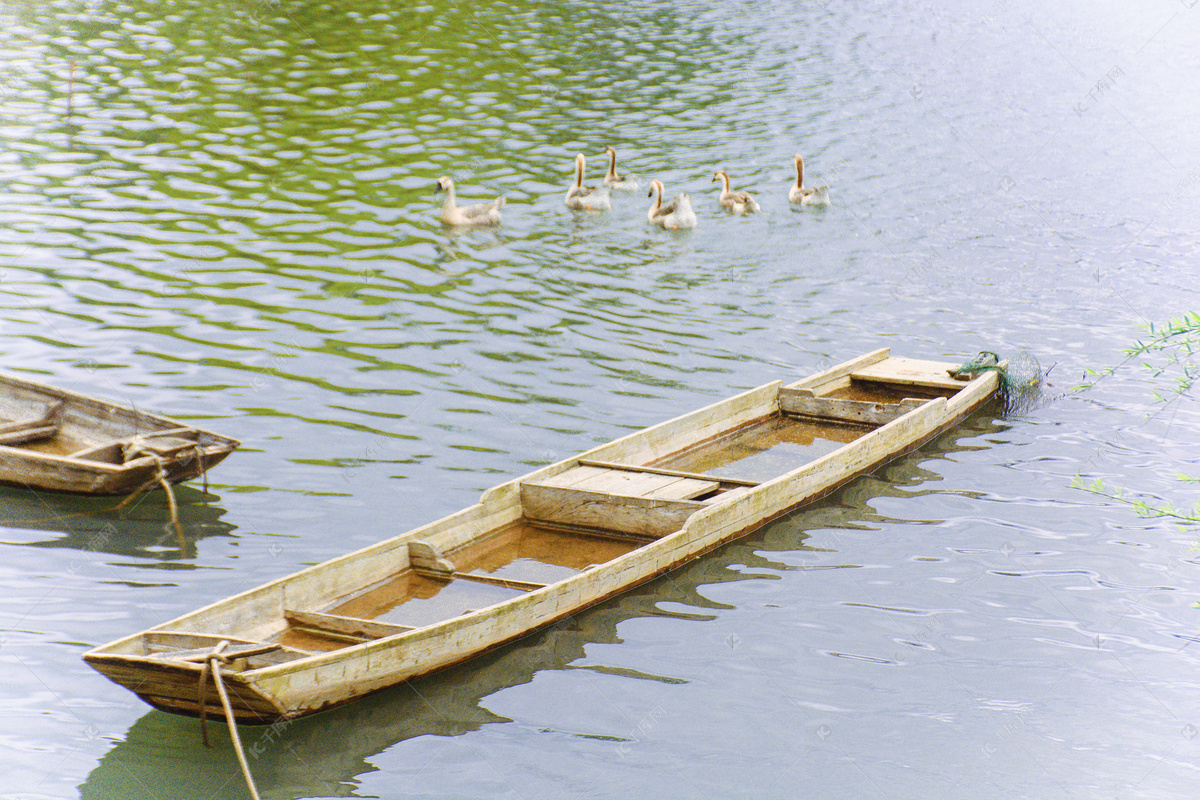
<box><xmin>0</xmin><ymin>371</ymin><xmax>239</xmax><ymax>495</ymax></box>
<box><xmin>84</xmin><ymin>349</ymin><xmax>1000</xmax><ymax>723</ymax></box>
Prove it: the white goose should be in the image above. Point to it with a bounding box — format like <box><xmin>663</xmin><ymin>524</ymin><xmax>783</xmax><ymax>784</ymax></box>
<box><xmin>647</xmin><ymin>180</ymin><xmax>698</xmax><ymax>230</ymax></box>
<box><xmin>788</xmin><ymin>154</ymin><xmax>830</xmax><ymax>206</ymax></box>
<box><xmin>712</xmin><ymin>170</ymin><xmax>761</xmax><ymax>214</ymax></box>
<box><xmin>435</xmin><ymin>177</ymin><xmax>504</xmax><ymax>226</ymax></box>
<box><xmin>564</xmin><ymin>153</ymin><xmax>611</xmax><ymax>211</ymax></box>
<box><xmin>602</xmin><ymin>145</ymin><xmax>640</xmax><ymax>191</ymax></box>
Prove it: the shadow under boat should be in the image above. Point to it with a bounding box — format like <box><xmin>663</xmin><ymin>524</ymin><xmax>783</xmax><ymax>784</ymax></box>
<box><xmin>79</xmin><ymin>412</ymin><xmax>1010</xmax><ymax>800</ymax></box>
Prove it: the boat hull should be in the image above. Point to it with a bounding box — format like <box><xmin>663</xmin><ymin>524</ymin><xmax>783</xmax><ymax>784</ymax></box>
<box><xmin>84</xmin><ymin>349</ymin><xmax>998</xmax><ymax>722</ymax></box>
<box><xmin>0</xmin><ymin>372</ymin><xmax>238</xmax><ymax>495</ymax></box>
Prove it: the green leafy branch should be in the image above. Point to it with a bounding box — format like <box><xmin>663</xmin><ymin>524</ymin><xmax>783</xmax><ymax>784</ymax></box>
<box><xmin>1073</xmin><ymin>312</ymin><xmax>1200</xmax><ymax>400</ymax></box>
<box><xmin>1071</xmin><ymin>477</ymin><xmax>1200</xmax><ymax>528</ymax></box>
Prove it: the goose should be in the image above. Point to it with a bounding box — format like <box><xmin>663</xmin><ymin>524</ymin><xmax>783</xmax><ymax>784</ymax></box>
<box><xmin>435</xmin><ymin>177</ymin><xmax>504</xmax><ymax>226</ymax></box>
<box><xmin>602</xmin><ymin>145</ymin><xmax>640</xmax><ymax>191</ymax></box>
<box><xmin>564</xmin><ymin>153</ymin><xmax>611</xmax><ymax>211</ymax></box>
<box><xmin>647</xmin><ymin>180</ymin><xmax>698</xmax><ymax>229</ymax></box>
<box><xmin>712</xmin><ymin>171</ymin><xmax>761</xmax><ymax>214</ymax></box>
<box><xmin>788</xmin><ymin>154</ymin><xmax>830</xmax><ymax>206</ymax></box>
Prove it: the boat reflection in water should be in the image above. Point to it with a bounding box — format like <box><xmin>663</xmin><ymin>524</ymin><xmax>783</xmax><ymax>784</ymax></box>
<box><xmin>0</xmin><ymin>483</ymin><xmax>237</xmax><ymax>562</ymax></box>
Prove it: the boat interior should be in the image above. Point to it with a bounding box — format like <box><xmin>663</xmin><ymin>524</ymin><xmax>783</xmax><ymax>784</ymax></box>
<box><xmin>129</xmin><ymin>357</ymin><xmax>977</xmax><ymax>667</ymax></box>
<box><xmin>0</xmin><ymin>379</ymin><xmax>216</xmax><ymax>465</ymax></box>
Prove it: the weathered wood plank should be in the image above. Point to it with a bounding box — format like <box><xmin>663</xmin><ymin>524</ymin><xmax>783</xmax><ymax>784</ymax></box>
<box><xmin>536</xmin><ymin>465</ymin><xmax>610</xmax><ymax>489</ymax></box>
<box><xmin>144</xmin><ymin>631</ymin><xmax>264</xmax><ymax>652</ymax></box>
<box><xmin>285</xmin><ymin>609</ymin><xmax>415</xmax><ymax>641</ymax></box>
<box><xmin>778</xmin><ymin>389</ymin><xmax>928</xmax><ymax>426</ymax></box>
<box><xmin>851</xmin><ymin>357</ymin><xmax>967</xmax><ymax>391</ymax></box>
<box><xmin>0</xmin><ymin>373</ymin><xmax>238</xmax><ymax>494</ymax></box>
<box><xmin>571</xmin><ymin>469</ymin><xmax>681</xmax><ymax>496</ymax></box>
<box><xmin>174</xmin><ymin>643</ymin><xmax>283</xmax><ymax>663</ymax></box>
<box><xmin>577</xmin><ymin>459</ymin><xmax>759</xmax><ymax>487</ymax></box>
<box><xmin>642</xmin><ymin>477</ymin><xmax>720</xmax><ymax>500</ymax></box>
<box><xmin>0</xmin><ymin>424</ymin><xmax>59</xmax><ymax>446</ymax></box>
<box><xmin>520</xmin><ymin>483</ymin><xmax>704</xmax><ymax>538</ymax></box>
<box><xmin>480</xmin><ymin>382</ymin><xmax>782</xmax><ymax>507</ymax></box>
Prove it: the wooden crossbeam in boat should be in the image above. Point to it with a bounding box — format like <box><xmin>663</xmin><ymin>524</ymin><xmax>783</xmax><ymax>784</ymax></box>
<box><xmin>284</xmin><ymin>609</ymin><xmax>414</xmax><ymax>642</ymax></box>
<box><xmin>452</xmin><ymin>572</ymin><xmax>547</xmax><ymax>592</ymax></box>
<box><xmin>577</xmin><ymin>459</ymin><xmax>759</xmax><ymax>487</ymax></box>
<box><xmin>778</xmin><ymin>390</ymin><xmax>928</xmax><ymax>426</ymax></box>
<box><xmin>521</xmin><ymin>482</ymin><xmax>705</xmax><ymax>539</ymax></box>
<box><xmin>0</xmin><ymin>400</ymin><xmax>64</xmax><ymax>446</ymax></box>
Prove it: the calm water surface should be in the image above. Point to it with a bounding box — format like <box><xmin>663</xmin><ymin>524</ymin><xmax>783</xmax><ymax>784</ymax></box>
<box><xmin>3</xmin><ymin>0</ymin><xmax>1199</xmax><ymax>798</ymax></box>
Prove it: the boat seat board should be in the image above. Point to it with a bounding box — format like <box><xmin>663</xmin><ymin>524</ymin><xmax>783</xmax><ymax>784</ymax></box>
<box><xmin>778</xmin><ymin>389</ymin><xmax>928</xmax><ymax>426</ymax></box>
<box><xmin>849</xmin><ymin>357</ymin><xmax>970</xmax><ymax>391</ymax></box>
<box><xmin>520</xmin><ymin>482</ymin><xmax>705</xmax><ymax>538</ymax></box>
<box><xmin>0</xmin><ymin>424</ymin><xmax>59</xmax><ymax>447</ymax></box>
<box><xmin>538</xmin><ymin>465</ymin><xmax>719</xmax><ymax>500</ymax></box>
<box><xmin>0</xmin><ymin>400</ymin><xmax>64</xmax><ymax>446</ymax></box>
<box><xmin>284</xmin><ymin>609</ymin><xmax>415</xmax><ymax>641</ymax></box>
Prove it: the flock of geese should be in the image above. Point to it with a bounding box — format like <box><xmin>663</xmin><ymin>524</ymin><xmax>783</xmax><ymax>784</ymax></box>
<box><xmin>434</xmin><ymin>147</ymin><xmax>831</xmax><ymax>229</ymax></box>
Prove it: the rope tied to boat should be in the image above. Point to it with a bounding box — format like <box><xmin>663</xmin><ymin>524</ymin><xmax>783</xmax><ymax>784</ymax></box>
<box><xmin>113</xmin><ymin>439</ymin><xmax>181</xmax><ymax>532</ymax></box>
<box><xmin>197</xmin><ymin>640</ymin><xmax>261</xmax><ymax>800</ymax></box>
<box><xmin>948</xmin><ymin>350</ymin><xmax>1045</xmax><ymax>413</ymax></box>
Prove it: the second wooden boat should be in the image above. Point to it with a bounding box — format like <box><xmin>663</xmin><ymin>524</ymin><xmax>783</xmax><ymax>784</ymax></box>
<box><xmin>83</xmin><ymin>348</ymin><xmax>1000</xmax><ymax>722</ymax></box>
<box><xmin>0</xmin><ymin>371</ymin><xmax>239</xmax><ymax>495</ymax></box>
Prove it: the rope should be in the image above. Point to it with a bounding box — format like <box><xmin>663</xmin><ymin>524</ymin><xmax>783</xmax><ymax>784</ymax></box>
<box><xmin>197</xmin><ymin>640</ymin><xmax>262</xmax><ymax>800</ymax></box>
<box><xmin>113</xmin><ymin>441</ymin><xmax>182</xmax><ymax>533</ymax></box>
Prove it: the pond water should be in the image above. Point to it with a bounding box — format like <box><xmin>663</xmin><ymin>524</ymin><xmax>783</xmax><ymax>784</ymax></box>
<box><xmin>3</xmin><ymin>0</ymin><xmax>1199</xmax><ymax>797</ymax></box>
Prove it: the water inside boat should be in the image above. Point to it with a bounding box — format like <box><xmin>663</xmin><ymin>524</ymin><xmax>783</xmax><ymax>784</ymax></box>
<box><xmin>654</xmin><ymin>414</ymin><xmax>868</xmax><ymax>483</ymax></box>
<box><xmin>277</xmin><ymin>522</ymin><xmax>643</xmax><ymax>652</ymax></box>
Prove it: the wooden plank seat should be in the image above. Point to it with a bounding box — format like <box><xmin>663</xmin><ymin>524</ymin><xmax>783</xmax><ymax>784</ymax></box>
<box><xmin>850</xmin><ymin>357</ymin><xmax>973</xmax><ymax>391</ymax></box>
<box><xmin>520</xmin><ymin>462</ymin><xmax>751</xmax><ymax>538</ymax></box>
<box><xmin>0</xmin><ymin>400</ymin><xmax>65</xmax><ymax>446</ymax></box>
<box><xmin>778</xmin><ymin>389</ymin><xmax>929</xmax><ymax>426</ymax></box>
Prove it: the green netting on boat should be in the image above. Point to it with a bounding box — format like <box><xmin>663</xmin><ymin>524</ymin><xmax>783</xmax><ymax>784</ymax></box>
<box><xmin>950</xmin><ymin>350</ymin><xmax>1044</xmax><ymax>413</ymax></box>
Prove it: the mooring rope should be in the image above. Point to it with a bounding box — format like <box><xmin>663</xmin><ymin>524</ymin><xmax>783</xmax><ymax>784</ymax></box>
<box><xmin>113</xmin><ymin>442</ymin><xmax>182</xmax><ymax>531</ymax></box>
<box><xmin>197</xmin><ymin>640</ymin><xmax>262</xmax><ymax>800</ymax></box>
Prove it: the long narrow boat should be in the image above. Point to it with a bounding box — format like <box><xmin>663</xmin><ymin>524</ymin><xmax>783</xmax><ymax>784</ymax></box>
<box><xmin>84</xmin><ymin>349</ymin><xmax>999</xmax><ymax>723</ymax></box>
<box><xmin>0</xmin><ymin>371</ymin><xmax>239</xmax><ymax>495</ymax></box>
